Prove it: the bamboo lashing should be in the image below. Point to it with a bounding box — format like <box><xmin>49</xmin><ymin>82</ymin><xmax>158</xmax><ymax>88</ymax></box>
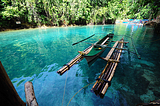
<box><xmin>91</xmin><ymin>38</ymin><xmax>124</xmax><ymax>98</ymax></box>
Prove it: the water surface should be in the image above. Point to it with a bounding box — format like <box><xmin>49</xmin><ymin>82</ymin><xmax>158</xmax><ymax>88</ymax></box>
<box><xmin>0</xmin><ymin>25</ymin><xmax>160</xmax><ymax>106</ymax></box>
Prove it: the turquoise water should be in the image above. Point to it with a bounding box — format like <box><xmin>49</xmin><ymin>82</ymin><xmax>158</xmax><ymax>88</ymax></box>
<box><xmin>0</xmin><ymin>25</ymin><xmax>160</xmax><ymax>106</ymax></box>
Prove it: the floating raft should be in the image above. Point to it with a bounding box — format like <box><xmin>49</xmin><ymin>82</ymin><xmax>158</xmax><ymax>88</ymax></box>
<box><xmin>91</xmin><ymin>38</ymin><xmax>125</xmax><ymax>98</ymax></box>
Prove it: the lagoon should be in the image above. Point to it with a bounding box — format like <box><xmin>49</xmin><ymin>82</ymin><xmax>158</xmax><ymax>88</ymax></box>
<box><xmin>0</xmin><ymin>24</ymin><xmax>160</xmax><ymax>106</ymax></box>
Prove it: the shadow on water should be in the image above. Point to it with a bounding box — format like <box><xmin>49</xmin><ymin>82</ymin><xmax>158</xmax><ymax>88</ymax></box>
<box><xmin>0</xmin><ymin>25</ymin><xmax>160</xmax><ymax>106</ymax></box>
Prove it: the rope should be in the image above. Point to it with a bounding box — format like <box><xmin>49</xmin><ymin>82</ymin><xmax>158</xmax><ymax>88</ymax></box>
<box><xmin>96</xmin><ymin>78</ymin><xmax>111</xmax><ymax>87</ymax></box>
<box><xmin>61</xmin><ymin>70</ymin><xmax>69</xmax><ymax>106</ymax></box>
<box><xmin>67</xmin><ymin>82</ymin><xmax>95</xmax><ymax>106</ymax></box>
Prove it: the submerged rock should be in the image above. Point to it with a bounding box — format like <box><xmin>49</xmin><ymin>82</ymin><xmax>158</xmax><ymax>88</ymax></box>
<box><xmin>140</xmin><ymin>90</ymin><xmax>156</xmax><ymax>103</ymax></box>
<box><xmin>141</xmin><ymin>69</ymin><xmax>156</xmax><ymax>84</ymax></box>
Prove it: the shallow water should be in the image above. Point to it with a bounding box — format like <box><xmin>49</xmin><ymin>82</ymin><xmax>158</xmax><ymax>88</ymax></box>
<box><xmin>0</xmin><ymin>24</ymin><xmax>160</xmax><ymax>106</ymax></box>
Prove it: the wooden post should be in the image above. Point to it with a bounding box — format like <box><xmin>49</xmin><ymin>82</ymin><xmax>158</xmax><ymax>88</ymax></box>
<box><xmin>25</xmin><ymin>82</ymin><xmax>38</xmax><ymax>106</ymax></box>
<box><xmin>0</xmin><ymin>61</ymin><xmax>26</xmax><ymax>106</ymax></box>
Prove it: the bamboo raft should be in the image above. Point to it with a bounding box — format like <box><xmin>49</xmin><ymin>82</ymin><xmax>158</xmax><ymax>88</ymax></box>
<box><xmin>91</xmin><ymin>38</ymin><xmax>125</xmax><ymax>98</ymax></box>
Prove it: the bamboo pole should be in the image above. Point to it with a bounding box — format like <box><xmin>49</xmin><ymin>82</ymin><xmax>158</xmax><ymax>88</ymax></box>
<box><xmin>91</xmin><ymin>38</ymin><xmax>124</xmax><ymax>98</ymax></box>
<box><xmin>104</xmin><ymin>41</ymin><xmax>118</xmax><ymax>60</ymax></box>
<box><xmin>59</xmin><ymin>56</ymin><xmax>83</xmax><ymax>75</ymax></box>
<box><xmin>91</xmin><ymin>63</ymin><xmax>109</xmax><ymax>92</ymax></box>
<box><xmin>111</xmin><ymin>41</ymin><xmax>129</xmax><ymax>44</ymax></box>
<box><xmin>57</xmin><ymin>45</ymin><xmax>93</xmax><ymax>75</ymax></box>
<box><xmin>0</xmin><ymin>61</ymin><xmax>26</xmax><ymax>106</ymax></box>
<box><xmin>57</xmin><ymin>40</ymin><xmax>102</xmax><ymax>75</ymax></box>
<box><xmin>94</xmin><ymin>43</ymin><xmax>119</xmax><ymax>95</ymax></box>
<box><xmin>25</xmin><ymin>82</ymin><xmax>38</xmax><ymax>106</ymax></box>
<box><xmin>130</xmin><ymin>36</ymin><xmax>141</xmax><ymax>59</ymax></box>
<box><xmin>98</xmin><ymin>40</ymin><xmax>122</xmax><ymax>97</ymax></box>
<box><xmin>97</xmin><ymin>59</ymin><xmax>117</xmax><ymax>96</ymax></box>
<box><xmin>94</xmin><ymin>42</ymin><xmax>120</xmax><ymax>97</ymax></box>
<box><xmin>94</xmin><ymin>62</ymin><xmax>113</xmax><ymax>95</ymax></box>
<box><xmin>100</xmin><ymin>39</ymin><xmax>124</xmax><ymax>97</ymax></box>
<box><xmin>91</xmin><ymin>40</ymin><xmax>119</xmax><ymax>95</ymax></box>
<box><xmin>101</xmin><ymin>38</ymin><xmax>109</xmax><ymax>45</ymax></box>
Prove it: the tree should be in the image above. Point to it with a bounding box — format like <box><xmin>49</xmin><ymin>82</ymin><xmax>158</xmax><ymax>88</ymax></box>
<box><xmin>0</xmin><ymin>0</ymin><xmax>160</xmax><ymax>30</ymax></box>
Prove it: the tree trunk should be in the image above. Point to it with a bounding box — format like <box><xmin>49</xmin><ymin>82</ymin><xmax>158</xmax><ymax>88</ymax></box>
<box><xmin>25</xmin><ymin>82</ymin><xmax>38</xmax><ymax>106</ymax></box>
<box><xmin>0</xmin><ymin>61</ymin><xmax>26</xmax><ymax>106</ymax></box>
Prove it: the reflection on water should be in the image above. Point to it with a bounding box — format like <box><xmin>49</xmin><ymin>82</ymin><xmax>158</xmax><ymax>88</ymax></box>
<box><xmin>0</xmin><ymin>25</ymin><xmax>160</xmax><ymax>106</ymax></box>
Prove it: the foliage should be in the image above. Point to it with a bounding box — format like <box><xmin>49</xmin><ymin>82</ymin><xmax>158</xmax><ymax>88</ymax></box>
<box><xmin>0</xmin><ymin>0</ymin><xmax>160</xmax><ymax>29</ymax></box>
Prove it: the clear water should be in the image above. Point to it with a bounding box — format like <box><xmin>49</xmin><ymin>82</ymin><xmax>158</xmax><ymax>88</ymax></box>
<box><xmin>0</xmin><ymin>24</ymin><xmax>160</xmax><ymax>106</ymax></box>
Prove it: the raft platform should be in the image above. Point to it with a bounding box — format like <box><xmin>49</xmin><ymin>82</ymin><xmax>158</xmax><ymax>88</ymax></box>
<box><xmin>91</xmin><ymin>38</ymin><xmax>126</xmax><ymax>98</ymax></box>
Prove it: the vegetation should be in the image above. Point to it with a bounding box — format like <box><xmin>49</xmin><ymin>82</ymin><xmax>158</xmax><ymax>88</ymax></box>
<box><xmin>0</xmin><ymin>0</ymin><xmax>160</xmax><ymax>30</ymax></box>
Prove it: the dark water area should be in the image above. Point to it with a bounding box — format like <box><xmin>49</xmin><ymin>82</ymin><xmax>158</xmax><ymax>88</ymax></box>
<box><xmin>0</xmin><ymin>24</ymin><xmax>160</xmax><ymax>106</ymax></box>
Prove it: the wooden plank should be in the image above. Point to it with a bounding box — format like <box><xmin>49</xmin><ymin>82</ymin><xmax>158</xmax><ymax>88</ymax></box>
<box><xmin>0</xmin><ymin>61</ymin><xmax>26</xmax><ymax>106</ymax></box>
<box><xmin>25</xmin><ymin>82</ymin><xmax>38</xmax><ymax>106</ymax></box>
<box><xmin>104</xmin><ymin>41</ymin><xmax>118</xmax><ymax>60</ymax></box>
